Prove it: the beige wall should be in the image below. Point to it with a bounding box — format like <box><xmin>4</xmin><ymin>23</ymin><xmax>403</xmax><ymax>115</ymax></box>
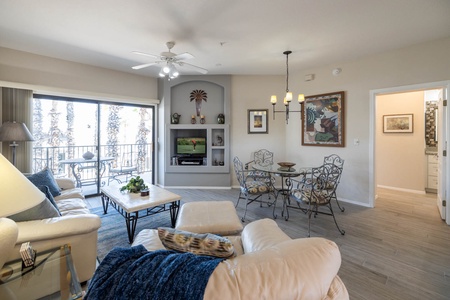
<box><xmin>376</xmin><ymin>92</ymin><xmax>425</xmax><ymax>192</ymax></box>
<box><xmin>283</xmin><ymin>37</ymin><xmax>450</xmax><ymax>206</ymax></box>
<box><xmin>0</xmin><ymin>47</ymin><xmax>158</xmax><ymax>104</ymax></box>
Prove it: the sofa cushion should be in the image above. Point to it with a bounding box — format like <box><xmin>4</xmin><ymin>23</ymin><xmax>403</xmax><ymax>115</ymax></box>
<box><xmin>55</xmin><ymin>188</ymin><xmax>84</xmax><ymax>201</ymax></box>
<box><xmin>56</xmin><ymin>198</ymin><xmax>90</xmax><ymax>215</ymax></box>
<box><xmin>158</xmin><ymin>227</ymin><xmax>235</xmax><ymax>258</ymax></box>
<box><xmin>8</xmin><ymin>197</ymin><xmax>61</xmax><ymax>222</ymax></box>
<box><xmin>26</xmin><ymin>168</ymin><xmax>61</xmax><ymax>197</ymax></box>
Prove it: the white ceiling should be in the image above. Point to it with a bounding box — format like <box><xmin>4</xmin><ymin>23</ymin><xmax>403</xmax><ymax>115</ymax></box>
<box><xmin>1</xmin><ymin>0</ymin><xmax>450</xmax><ymax>78</ymax></box>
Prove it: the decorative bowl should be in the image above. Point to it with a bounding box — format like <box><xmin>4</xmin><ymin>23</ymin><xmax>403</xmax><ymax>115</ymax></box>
<box><xmin>277</xmin><ymin>162</ymin><xmax>296</xmax><ymax>168</ymax></box>
<box><xmin>82</xmin><ymin>151</ymin><xmax>95</xmax><ymax>160</ymax></box>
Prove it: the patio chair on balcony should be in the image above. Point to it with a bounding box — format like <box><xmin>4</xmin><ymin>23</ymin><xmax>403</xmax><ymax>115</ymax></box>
<box><xmin>108</xmin><ymin>152</ymin><xmax>138</xmax><ymax>185</ymax></box>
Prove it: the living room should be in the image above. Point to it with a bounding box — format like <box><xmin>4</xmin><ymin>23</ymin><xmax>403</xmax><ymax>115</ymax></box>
<box><xmin>1</xmin><ymin>1</ymin><xmax>450</xmax><ymax>299</ymax></box>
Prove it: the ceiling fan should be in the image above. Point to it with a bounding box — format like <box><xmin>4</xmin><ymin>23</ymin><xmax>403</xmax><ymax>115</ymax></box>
<box><xmin>132</xmin><ymin>41</ymin><xmax>208</xmax><ymax>78</ymax></box>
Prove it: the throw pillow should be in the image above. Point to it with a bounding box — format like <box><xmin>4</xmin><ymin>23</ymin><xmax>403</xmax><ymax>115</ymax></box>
<box><xmin>37</xmin><ymin>185</ymin><xmax>61</xmax><ymax>214</ymax></box>
<box><xmin>8</xmin><ymin>197</ymin><xmax>61</xmax><ymax>222</ymax></box>
<box><xmin>26</xmin><ymin>168</ymin><xmax>61</xmax><ymax>197</ymax></box>
<box><xmin>157</xmin><ymin>227</ymin><xmax>235</xmax><ymax>258</ymax></box>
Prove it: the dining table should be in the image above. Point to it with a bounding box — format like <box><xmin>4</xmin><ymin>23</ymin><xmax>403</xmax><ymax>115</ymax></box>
<box><xmin>252</xmin><ymin>163</ymin><xmax>312</xmax><ymax>220</ymax></box>
<box><xmin>59</xmin><ymin>156</ymin><xmax>114</xmax><ymax>188</ymax></box>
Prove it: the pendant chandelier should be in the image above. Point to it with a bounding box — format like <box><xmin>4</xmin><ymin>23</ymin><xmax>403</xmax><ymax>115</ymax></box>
<box><xmin>270</xmin><ymin>50</ymin><xmax>304</xmax><ymax>124</ymax></box>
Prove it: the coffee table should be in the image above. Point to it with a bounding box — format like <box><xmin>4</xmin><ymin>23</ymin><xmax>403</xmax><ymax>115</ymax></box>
<box><xmin>101</xmin><ymin>184</ymin><xmax>181</xmax><ymax>243</ymax></box>
<box><xmin>0</xmin><ymin>244</ymin><xmax>83</xmax><ymax>300</ymax></box>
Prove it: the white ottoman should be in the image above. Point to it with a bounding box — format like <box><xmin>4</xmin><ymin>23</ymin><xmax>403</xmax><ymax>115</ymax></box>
<box><xmin>175</xmin><ymin>201</ymin><xmax>243</xmax><ymax>236</ymax></box>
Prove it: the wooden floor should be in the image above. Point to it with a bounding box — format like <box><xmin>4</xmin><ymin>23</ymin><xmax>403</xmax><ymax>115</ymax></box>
<box><xmin>86</xmin><ymin>187</ymin><xmax>450</xmax><ymax>300</ymax></box>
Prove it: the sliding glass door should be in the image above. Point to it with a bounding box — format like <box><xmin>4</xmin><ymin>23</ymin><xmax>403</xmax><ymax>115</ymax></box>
<box><xmin>31</xmin><ymin>95</ymin><xmax>154</xmax><ymax>196</ymax></box>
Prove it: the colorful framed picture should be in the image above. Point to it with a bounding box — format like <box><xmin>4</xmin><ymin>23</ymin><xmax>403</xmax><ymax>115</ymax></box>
<box><xmin>302</xmin><ymin>91</ymin><xmax>345</xmax><ymax>147</ymax></box>
<box><xmin>383</xmin><ymin>114</ymin><xmax>413</xmax><ymax>133</ymax></box>
<box><xmin>248</xmin><ymin>109</ymin><xmax>268</xmax><ymax>134</ymax></box>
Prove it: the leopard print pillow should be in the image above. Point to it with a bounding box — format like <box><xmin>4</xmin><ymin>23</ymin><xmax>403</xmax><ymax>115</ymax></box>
<box><xmin>157</xmin><ymin>227</ymin><xmax>235</xmax><ymax>258</ymax></box>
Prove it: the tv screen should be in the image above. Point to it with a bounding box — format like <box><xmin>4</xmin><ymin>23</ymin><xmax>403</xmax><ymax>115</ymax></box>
<box><xmin>176</xmin><ymin>137</ymin><xmax>206</xmax><ymax>155</ymax></box>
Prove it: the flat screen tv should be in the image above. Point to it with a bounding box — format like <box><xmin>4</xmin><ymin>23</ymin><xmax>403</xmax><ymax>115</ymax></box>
<box><xmin>176</xmin><ymin>137</ymin><xmax>206</xmax><ymax>155</ymax></box>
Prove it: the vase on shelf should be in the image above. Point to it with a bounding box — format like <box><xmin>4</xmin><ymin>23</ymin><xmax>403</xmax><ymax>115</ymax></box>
<box><xmin>217</xmin><ymin>113</ymin><xmax>225</xmax><ymax>124</ymax></box>
<box><xmin>191</xmin><ymin>115</ymin><xmax>196</xmax><ymax>124</ymax></box>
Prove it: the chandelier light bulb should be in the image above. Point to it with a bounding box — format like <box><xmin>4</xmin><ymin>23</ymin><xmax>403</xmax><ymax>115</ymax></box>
<box><xmin>286</xmin><ymin>92</ymin><xmax>293</xmax><ymax>102</ymax></box>
<box><xmin>298</xmin><ymin>94</ymin><xmax>305</xmax><ymax>103</ymax></box>
<box><xmin>270</xmin><ymin>95</ymin><xmax>277</xmax><ymax>104</ymax></box>
<box><xmin>163</xmin><ymin>65</ymin><xmax>170</xmax><ymax>74</ymax></box>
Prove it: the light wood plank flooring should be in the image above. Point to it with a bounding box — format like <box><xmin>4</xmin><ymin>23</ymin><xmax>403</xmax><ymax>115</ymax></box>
<box><xmin>86</xmin><ymin>187</ymin><xmax>450</xmax><ymax>300</ymax></box>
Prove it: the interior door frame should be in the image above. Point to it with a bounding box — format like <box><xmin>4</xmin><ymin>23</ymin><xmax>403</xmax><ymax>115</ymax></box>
<box><xmin>369</xmin><ymin>81</ymin><xmax>450</xmax><ymax>225</ymax></box>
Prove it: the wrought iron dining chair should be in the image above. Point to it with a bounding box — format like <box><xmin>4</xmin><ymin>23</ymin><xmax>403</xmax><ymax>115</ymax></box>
<box><xmin>290</xmin><ymin>163</ymin><xmax>345</xmax><ymax>237</ymax></box>
<box><xmin>323</xmin><ymin>154</ymin><xmax>345</xmax><ymax>212</ymax></box>
<box><xmin>244</xmin><ymin>149</ymin><xmax>275</xmax><ymax>185</ymax></box>
<box><xmin>233</xmin><ymin>156</ymin><xmax>276</xmax><ymax>222</ymax></box>
<box><xmin>108</xmin><ymin>152</ymin><xmax>138</xmax><ymax>184</ymax></box>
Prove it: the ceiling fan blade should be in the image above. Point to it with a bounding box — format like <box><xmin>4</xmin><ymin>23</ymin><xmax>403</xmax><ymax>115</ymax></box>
<box><xmin>132</xmin><ymin>62</ymin><xmax>158</xmax><ymax>70</ymax></box>
<box><xmin>173</xmin><ymin>52</ymin><xmax>194</xmax><ymax>61</ymax></box>
<box><xmin>132</xmin><ymin>51</ymin><xmax>160</xmax><ymax>59</ymax></box>
<box><xmin>179</xmin><ymin>62</ymin><xmax>208</xmax><ymax>74</ymax></box>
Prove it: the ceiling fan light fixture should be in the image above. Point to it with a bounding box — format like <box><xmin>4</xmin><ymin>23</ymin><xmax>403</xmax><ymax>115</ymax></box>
<box><xmin>169</xmin><ymin>67</ymin><xmax>179</xmax><ymax>78</ymax></box>
<box><xmin>163</xmin><ymin>65</ymin><xmax>170</xmax><ymax>74</ymax></box>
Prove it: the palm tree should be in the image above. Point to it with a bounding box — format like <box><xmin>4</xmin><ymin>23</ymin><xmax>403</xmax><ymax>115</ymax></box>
<box><xmin>190</xmin><ymin>89</ymin><xmax>207</xmax><ymax>117</ymax></box>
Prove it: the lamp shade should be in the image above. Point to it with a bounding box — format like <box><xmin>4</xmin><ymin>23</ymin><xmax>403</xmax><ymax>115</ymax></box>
<box><xmin>0</xmin><ymin>153</ymin><xmax>44</xmax><ymax>217</ymax></box>
<box><xmin>0</xmin><ymin>121</ymin><xmax>34</xmax><ymax>142</ymax></box>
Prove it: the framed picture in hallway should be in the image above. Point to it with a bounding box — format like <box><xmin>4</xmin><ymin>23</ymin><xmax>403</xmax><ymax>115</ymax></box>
<box><xmin>248</xmin><ymin>109</ymin><xmax>268</xmax><ymax>134</ymax></box>
<box><xmin>383</xmin><ymin>114</ymin><xmax>414</xmax><ymax>133</ymax></box>
<box><xmin>302</xmin><ymin>91</ymin><xmax>345</xmax><ymax>147</ymax></box>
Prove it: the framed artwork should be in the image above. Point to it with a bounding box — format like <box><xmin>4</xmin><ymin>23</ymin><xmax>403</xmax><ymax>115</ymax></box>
<box><xmin>248</xmin><ymin>109</ymin><xmax>268</xmax><ymax>134</ymax></box>
<box><xmin>383</xmin><ymin>114</ymin><xmax>413</xmax><ymax>133</ymax></box>
<box><xmin>302</xmin><ymin>91</ymin><xmax>345</xmax><ymax>147</ymax></box>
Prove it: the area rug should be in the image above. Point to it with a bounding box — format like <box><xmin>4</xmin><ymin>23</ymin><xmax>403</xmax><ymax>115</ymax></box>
<box><xmin>91</xmin><ymin>206</ymin><xmax>173</xmax><ymax>262</ymax></box>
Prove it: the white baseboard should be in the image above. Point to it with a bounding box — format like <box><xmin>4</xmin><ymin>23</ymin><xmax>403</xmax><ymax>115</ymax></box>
<box><xmin>158</xmin><ymin>185</ymin><xmax>232</xmax><ymax>190</ymax></box>
<box><xmin>377</xmin><ymin>185</ymin><xmax>425</xmax><ymax>195</ymax></box>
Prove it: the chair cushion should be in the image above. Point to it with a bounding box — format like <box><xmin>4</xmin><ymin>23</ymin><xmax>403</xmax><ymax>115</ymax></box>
<box><xmin>8</xmin><ymin>197</ymin><xmax>61</xmax><ymax>222</ymax></box>
<box><xmin>291</xmin><ymin>188</ymin><xmax>329</xmax><ymax>204</ymax></box>
<box><xmin>26</xmin><ymin>168</ymin><xmax>61</xmax><ymax>197</ymax></box>
<box><xmin>246</xmin><ymin>180</ymin><xmax>272</xmax><ymax>194</ymax></box>
<box><xmin>158</xmin><ymin>227</ymin><xmax>235</xmax><ymax>258</ymax></box>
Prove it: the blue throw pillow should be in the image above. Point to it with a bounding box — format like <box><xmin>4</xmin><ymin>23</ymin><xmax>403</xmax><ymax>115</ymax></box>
<box><xmin>8</xmin><ymin>198</ymin><xmax>61</xmax><ymax>222</ymax></box>
<box><xmin>26</xmin><ymin>168</ymin><xmax>61</xmax><ymax>197</ymax></box>
<box><xmin>37</xmin><ymin>185</ymin><xmax>61</xmax><ymax>215</ymax></box>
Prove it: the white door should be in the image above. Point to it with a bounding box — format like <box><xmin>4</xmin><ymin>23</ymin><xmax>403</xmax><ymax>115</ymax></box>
<box><xmin>437</xmin><ymin>89</ymin><xmax>447</xmax><ymax>221</ymax></box>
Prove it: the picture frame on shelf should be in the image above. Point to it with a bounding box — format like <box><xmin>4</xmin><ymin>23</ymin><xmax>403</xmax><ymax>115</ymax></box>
<box><xmin>301</xmin><ymin>91</ymin><xmax>345</xmax><ymax>147</ymax></box>
<box><xmin>248</xmin><ymin>109</ymin><xmax>268</xmax><ymax>134</ymax></box>
<box><xmin>383</xmin><ymin>114</ymin><xmax>413</xmax><ymax>133</ymax></box>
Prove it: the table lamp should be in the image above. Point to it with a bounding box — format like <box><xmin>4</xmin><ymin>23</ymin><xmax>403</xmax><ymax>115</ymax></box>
<box><xmin>0</xmin><ymin>153</ymin><xmax>45</xmax><ymax>270</ymax></box>
<box><xmin>0</xmin><ymin>121</ymin><xmax>35</xmax><ymax>166</ymax></box>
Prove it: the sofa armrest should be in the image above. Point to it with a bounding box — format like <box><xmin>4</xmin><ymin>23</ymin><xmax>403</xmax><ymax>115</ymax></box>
<box><xmin>205</xmin><ymin>237</ymin><xmax>344</xmax><ymax>300</ymax></box>
<box><xmin>241</xmin><ymin>218</ymin><xmax>291</xmax><ymax>253</ymax></box>
<box><xmin>56</xmin><ymin>177</ymin><xmax>77</xmax><ymax>190</ymax></box>
<box><xmin>15</xmin><ymin>214</ymin><xmax>101</xmax><ymax>243</ymax></box>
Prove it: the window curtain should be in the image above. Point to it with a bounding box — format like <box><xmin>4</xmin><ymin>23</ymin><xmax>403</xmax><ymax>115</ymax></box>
<box><xmin>1</xmin><ymin>87</ymin><xmax>34</xmax><ymax>172</ymax></box>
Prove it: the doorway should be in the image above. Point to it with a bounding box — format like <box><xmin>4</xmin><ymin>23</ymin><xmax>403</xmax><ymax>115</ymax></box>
<box><xmin>31</xmin><ymin>95</ymin><xmax>155</xmax><ymax>196</ymax></box>
<box><xmin>369</xmin><ymin>81</ymin><xmax>450</xmax><ymax>225</ymax></box>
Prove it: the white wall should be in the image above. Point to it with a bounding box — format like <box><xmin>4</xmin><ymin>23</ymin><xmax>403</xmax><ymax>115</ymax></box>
<box><xmin>1</xmin><ymin>37</ymin><xmax>450</xmax><ymax>207</ymax></box>
<box><xmin>376</xmin><ymin>91</ymin><xmax>425</xmax><ymax>192</ymax></box>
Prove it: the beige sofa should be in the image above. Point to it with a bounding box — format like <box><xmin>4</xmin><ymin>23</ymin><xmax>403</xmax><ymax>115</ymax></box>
<box><xmin>132</xmin><ymin>218</ymin><xmax>349</xmax><ymax>299</ymax></box>
<box><xmin>7</xmin><ymin>177</ymin><xmax>101</xmax><ymax>283</ymax></box>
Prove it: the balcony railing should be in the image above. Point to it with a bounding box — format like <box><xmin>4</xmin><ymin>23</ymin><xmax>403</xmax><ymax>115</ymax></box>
<box><xmin>32</xmin><ymin>144</ymin><xmax>153</xmax><ymax>189</ymax></box>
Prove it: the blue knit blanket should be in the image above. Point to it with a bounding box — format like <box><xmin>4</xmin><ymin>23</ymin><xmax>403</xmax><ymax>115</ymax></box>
<box><xmin>84</xmin><ymin>246</ymin><xmax>223</xmax><ymax>300</ymax></box>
